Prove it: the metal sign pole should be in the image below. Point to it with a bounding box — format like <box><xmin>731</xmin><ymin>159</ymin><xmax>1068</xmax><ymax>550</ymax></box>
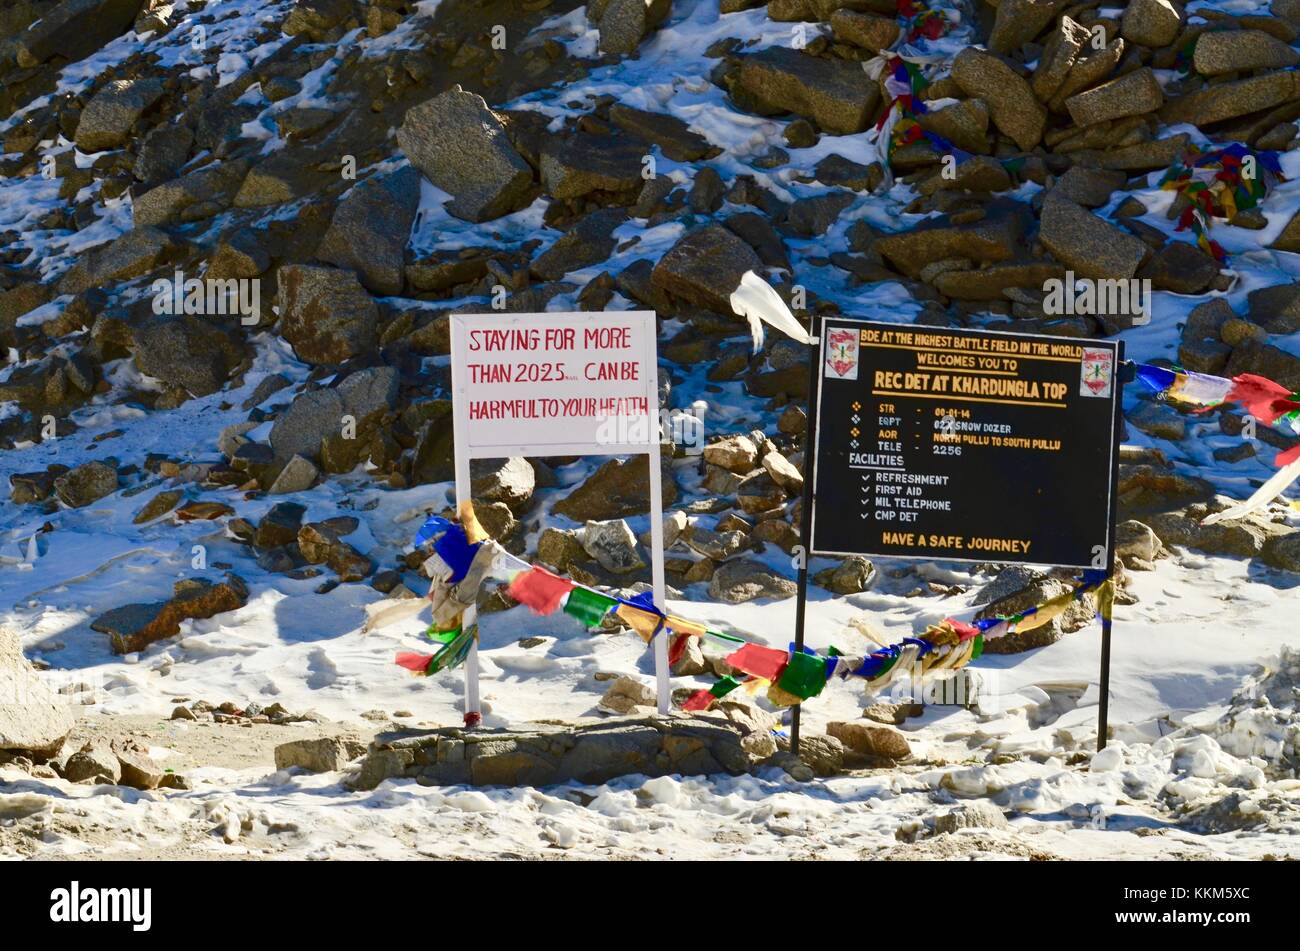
<box><xmin>1097</xmin><ymin>339</ymin><xmax>1125</xmax><ymax>751</ymax></box>
<box><xmin>648</xmin><ymin>440</ymin><xmax>669</xmax><ymax>714</ymax></box>
<box><xmin>791</xmin><ymin>316</ymin><xmax>821</xmax><ymax>758</ymax></box>
<box><xmin>453</xmin><ymin>448</ymin><xmax>481</xmax><ymax>727</ymax></box>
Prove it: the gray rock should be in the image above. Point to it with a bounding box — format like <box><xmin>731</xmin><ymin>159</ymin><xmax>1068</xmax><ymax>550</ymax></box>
<box><xmin>53</xmin><ymin>460</ymin><xmax>117</xmax><ymax>507</ymax></box>
<box><xmin>254</xmin><ymin>502</ymin><xmax>307</xmax><ymax>549</ymax></box>
<box><xmin>1194</xmin><ymin>29</ymin><xmax>1299</xmax><ymax>75</ymax></box>
<box><xmin>540</xmin><ymin>134</ymin><xmax>646</xmax><ymax>200</ymax></box>
<box><xmin>397</xmin><ymin>86</ymin><xmax>534</xmax><ymax>223</ymax></box>
<box><xmin>951</xmin><ymin>48</ymin><xmax>1045</xmax><ymax>151</ymax></box>
<box><xmin>531</xmin><ymin>208</ymin><xmax>626</xmax><ymax>281</ymax></box>
<box><xmin>597</xmin><ymin>0</ymin><xmax>671</xmax><ymax>55</ymax></box>
<box><xmin>708</xmin><ymin>558</ymin><xmax>797</xmax><ymax>603</ymax></box>
<box><xmin>1161</xmin><ymin>71</ymin><xmax>1298</xmax><ymax>128</ymax></box>
<box><xmin>316</xmin><ymin>166</ymin><xmax>421</xmax><ymax>296</ymax></box>
<box><xmin>650</xmin><ymin>225</ymin><xmax>762</xmax><ymax>314</ymax></box>
<box><xmin>554</xmin><ymin>456</ymin><xmax>677</xmax><ymax>521</ymax></box>
<box><xmin>1247</xmin><ymin>283</ymin><xmax>1300</xmax><ymax>335</ymax></box>
<box><xmin>336</xmin><ymin>365</ymin><xmax>399</xmax><ymax>423</ymax></box>
<box><xmin>1127</xmin><ymin>400</ymin><xmax>1186</xmax><ymax>441</ymax></box>
<box><xmin>133</xmin><ymin>122</ymin><xmax>194</xmax><ymax>186</ymax></box>
<box><xmin>875</xmin><ymin>207</ymin><xmax>1022</xmax><ymax>278</ymax></box>
<box><xmin>733</xmin><ymin>46</ymin><xmax>880</xmax><ymax>135</ymax></box>
<box><xmin>0</xmin><ymin>628</ymin><xmax>76</xmax><ymax>760</ymax></box>
<box><xmin>1121</xmin><ymin>0</ymin><xmax>1182</xmax><ymax>48</ymax></box>
<box><xmin>988</xmin><ymin>0</ymin><xmax>1062</xmax><ymax>55</ymax></box>
<box><xmin>16</xmin><ymin>0</ymin><xmax>144</xmax><ymax>66</ymax></box>
<box><xmin>57</xmin><ymin>227</ymin><xmax>187</xmax><ymax>296</ymax></box>
<box><xmin>207</xmin><ymin>229</ymin><xmax>270</xmax><ymax>280</ymax></box>
<box><xmin>75</xmin><ymin>78</ymin><xmax>164</xmax><ymax>152</ymax></box>
<box><xmin>918</xmin><ymin>99</ymin><xmax>991</xmax><ymax>154</ymax></box>
<box><xmin>1038</xmin><ymin>196</ymin><xmax>1150</xmax><ymax>281</ymax></box>
<box><xmin>1050</xmin><ymin>167</ymin><xmax>1126</xmax><ymax>208</ymax></box>
<box><xmin>1116</xmin><ymin>519</ymin><xmax>1161</xmax><ymax>568</ymax></box>
<box><xmin>1032</xmin><ymin>15</ymin><xmax>1090</xmax><ymax>102</ymax></box>
<box><xmin>133</xmin><ymin>316</ymin><xmax>246</xmax><ymax>397</ymax></box>
<box><xmin>608</xmin><ymin>103</ymin><xmax>714</xmax><ymax>161</ymax></box>
<box><xmin>132</xmin><ymin>158</ymin><xmax>251</xmax><ymax>227</ymax></box>
<box><xmin>1065</xmin><ymin>67</ymin><xmax>1163</xmax><ymax>127</ymax></box>
<box><xmin>62</xmin><ymin>740</ymin><xmax>122</xmax><ymax>784</ymax></box>
<box><xmin>814</xmin><ymin>555</ymin><xmax>876</xmax><ymax>594</ymax></box>
<box><xmin>268</xmin><ymin>454</ymin><xmax>320</xmax><ymax>495</ymax></box>
<box><xmin>276</xmin><ymin>264</ymin><xmax>378</xmax><ymax>365</ymax></box>
<box><xmin>1262</xmin><ymin>532</ymin><xmax>1300</xmax><ymax>573</ymax></box>
<box><xmin>269</xmin><ymin>387</ymin><xmax>345</xmax><ymax>462</ymax></box>
<box><xmin>580</xmin><ymin>519</ymin><xmax>645</xmax><ymax>573</ymax></box>
<box><xmin>781</xmin><ymin>191</ymin><xmax>855</xmax><ymax>238</ymax></box>
<box><xmin>274</xmin><ymin>736</ymin><xmax>365</xmax><ymax>772</ymax></box>
<box><xmin>471</xmin><ymin>457</ymin><xmax>535</xmax><ymax>510</ymax></box>
<box><xmin>933</xmin><ymin>801</ymin><xmax>1010</xmax><ymax>834</ymax></box>
<box><xmin>830</xmin><ymin>9</ymin><xmax>900</xmax><ymax>52</ymax></box>
<box><xmin>1138</xmin><ymin>241</ymin><xmax>1218</xmax><ymax>295</ymax></box>
<box><xmin>826</xmin><ymin>720</ymin><xmax>910</xmax><ymax>759</ymax></box>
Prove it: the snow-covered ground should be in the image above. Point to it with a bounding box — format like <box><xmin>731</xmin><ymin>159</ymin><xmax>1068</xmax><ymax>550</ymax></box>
<box><xmin>2</xmin><ymin>0</ymin><xmax>1299</xmax><ymax>859</ymax></box>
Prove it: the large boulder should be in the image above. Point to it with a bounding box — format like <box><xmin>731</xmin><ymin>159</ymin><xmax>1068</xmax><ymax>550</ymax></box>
<box><xmin>875</xmin><ymin>206</ymin><xmax>1023</xmax><ymax>277</ymax></box>
<box><xmin>608</xmin><ymin>103</ymin><xmax>715</xmax><ymax>161</ymax></box>
<box><xmin>74</xmin><ymin>78</ymin><xmax>164</xmax><ymax>152</ymax></box>
<box><xmin>53</xmin><ymin>460</ymin><xmax>117</xmax><ymax>507</ymax></box>
<box><xmin>1193</xmin><ymin>29</ymin><xmax>1299</xmax><ymax>75</ymax></box>
<box><xmin>530</xmin><ymin>208</ymin><xmax>626</xmax><ymax>281</ymax></box>
<box><xmin>397</xmin><ymin>86</ymin><xmax>533</xmax><ymax>223</ymax></box>
<box><xmin>950</xmin><ymin>48</ymin><xmax>1045</xmax><ymax>151</ymax></box>
<box><xmin>733</xmin><ymin>46</ymin><xmax>880</xmax><ymax>135</ymax></box>
<box><xmin>1160</xmin><ymin>71</ymin><xmax>1299</xmax><ymax>127</ymax></box>
<box><xmin>988</xmin><ymin>0</ymin><xmax>1063</xmax><ymax>54</ymax></box>
<box><xmin>0</xmin><ymin>628</ymin><xmax>75</xmax><ymax>760</ymax></box>
<box><xmin>269</xmin><ymin>387</ymin><xmax>345</xmax><ymax>463</ymax></box>
<box><xmin>15</xmin><ymin>0</ymin><xmax>144</xmax><ymax>66</ymax></box>
<box><xmin>708</xmin><ymin>558</ymin><xmax>797</xmax><ymax>603</ymax></box>
<box><xmin>540</xmin><ymin>134</ymin><xmax>646</xmax><ymax>200</ymax></box>
<box><xmin>553</xmin><ymin>456</ymin><xmax>677</xmax><ymax>521</ymax></box>
<box><xmin>597</xmin><ymin>0</ymin><xmax>671</xmax><ymax>55</ymax></box>
<box><xmin>132</xmin><ymin>158</ymin><xmax>251</xmax><ymax>227</ymax></box>
<box><xmin>132</xmin><ymin>316</ymin><xmax>247</xmax><ymax>397</ymax></box>
<box><xmin>1121</xmin><ymin>0</ymin><xmax>1182</xmax><ymax>48</ymax></box>
<box><xmin>56</xmin><ymin>227</ymin><xmax>187</xmax><ymax>296</ymax></box>
<box><xmin>276</xmin><ymin>265</ymin><xmax>378</xmax><ymax>365</ymax></box>
<box><xmin>90</xmin><ymin>575</ymin><xmax>249</xmax><ymax>654</ymax></box>
<box><xmin>1064</xmin><ymin>67</ymin><xmax>1163</xmax><ymax>127</ymax></box>
<box><xmin>1038</xmin><ymin>196</ymin><xmax>1150</xmax><ymax>281</ymax></box>
<box><xmin>650</xmin><ymin>225</ymin><xmax>762</xmax><ymax>313</ymax></box>
<box><xmin>316</xmin><ymin>166</ymin><xmax>421</xmax><ymax>296</ymax></box>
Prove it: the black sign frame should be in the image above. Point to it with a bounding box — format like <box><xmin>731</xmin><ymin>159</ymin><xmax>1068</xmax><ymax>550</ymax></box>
<box><xmin>791</xmin><ymin>316</ymin><xmax>1125</xmax><ymax>754</ymax></box>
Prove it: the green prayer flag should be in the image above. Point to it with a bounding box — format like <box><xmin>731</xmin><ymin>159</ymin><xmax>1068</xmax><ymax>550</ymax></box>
<box><xmin>563</xmin><ymin>586</ymin><xmax>616</xmax><ymax>627</ymax></box>
<box><xmin>710</xmin><ymin>675</ymin><xmax>743</xmax><ymax>699</ymax></box>
<box><xmin>776</xmin><ymin>651</ymin><xmax>828</xmax><ymax>700</ymax></box>
<box><xmin>424</xmin><ymin>624</ymin><xmax>461</xmax><ymax>645</ymax></box>
<box><xmin>971</xmin><ymin>634</ymin><xmax>983</xmax><ymax>660</ymax></box>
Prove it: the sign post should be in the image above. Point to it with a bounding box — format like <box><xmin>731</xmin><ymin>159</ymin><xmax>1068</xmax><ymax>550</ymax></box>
<box><xmin>449</xmin><ymin>311</ymin><xmax>669</xmax><ymax>722</ymax></box>
<box><xmin>796</xmin><ymin>319</ymin><xmax>1122</xmax><ymax>754</ymax></box>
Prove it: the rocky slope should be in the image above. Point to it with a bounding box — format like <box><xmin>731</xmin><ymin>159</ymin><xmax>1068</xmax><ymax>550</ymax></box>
<box><xmin>1</xmin><ymin>0</ymin><xmax>1300</xmax><ymax>857</ymax></box>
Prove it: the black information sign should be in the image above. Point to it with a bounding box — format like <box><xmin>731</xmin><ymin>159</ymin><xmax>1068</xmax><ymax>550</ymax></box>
<box><xmin>808</xmin><ymin>319</ymin><xmax>1122</xmax><ymax>569</ymax></box>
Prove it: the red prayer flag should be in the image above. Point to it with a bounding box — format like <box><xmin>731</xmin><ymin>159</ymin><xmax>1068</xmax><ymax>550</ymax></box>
<box><xmin>1229</xmin><ymin>374</ymin><xmax>1297</xmax><ymax>424</ymax></box>
<box><xmin>1276</xmin><ymin>444</ymin><xmax>1300</xmax><ymax>468</ymax></box>
<box><xmin>725</xmin><ymin>643</ymin><xmax>790</xmax><ymax>682</ymax></box>
<box><xmin>682</xmin><ymin>689</ymin><xmax>716</xmax><ymax>712</ymax></box>
<box><xmin>668</xmin><ymin>633</ymin><xmax>689</xmax><ymax>666</ymax></box>
<box><xmin>508</xmin><ymin>566</ymin><xmax>574</xmax><ymax>615</ymax></box>
<box><xmin>395</xmin><ymin>651</ymin><xmax>433</xmax><ymax>673</ymax></box>
<box><xmin>945</xmin><ymin>618</ymin><xmax>980</xmax><ymax>641</ymax></box>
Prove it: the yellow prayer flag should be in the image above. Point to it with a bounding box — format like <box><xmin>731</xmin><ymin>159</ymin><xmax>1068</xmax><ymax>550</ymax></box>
<box><xmin>616</xmin><ymin>603</ymin><xmax>661</xmax><ymax>643</ymax></box>
<box><xmin>458</xmin><ymin>500</ymin><xmax>489</xmax><ymax>545</ymax></box>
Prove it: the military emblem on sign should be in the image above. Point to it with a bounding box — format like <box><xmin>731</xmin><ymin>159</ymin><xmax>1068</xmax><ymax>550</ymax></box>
<box><xmin>825</xmin><ymin>329</ymin><xmax>859</xmax><ymax>380</ymax></box>
<box><xmin>1080</xmin><ymin>348</ymin><xmax>1114</xmax><ymax>398</ymax></box>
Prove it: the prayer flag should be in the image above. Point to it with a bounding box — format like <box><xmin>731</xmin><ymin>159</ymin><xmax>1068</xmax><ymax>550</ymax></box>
<box><xmin>508</xmin><ymin>566</ymin><xmax>574</xmax><ymax>615</ymax></box>
<box><xmin>725</xmin><ymin>643</ymin><xmax>790</xmax><ymax>682</ymax></box>
<box><xmin>563</xmin><ymin>586</ymin><xmax>617</xmax><ymax>626</ymax></box>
